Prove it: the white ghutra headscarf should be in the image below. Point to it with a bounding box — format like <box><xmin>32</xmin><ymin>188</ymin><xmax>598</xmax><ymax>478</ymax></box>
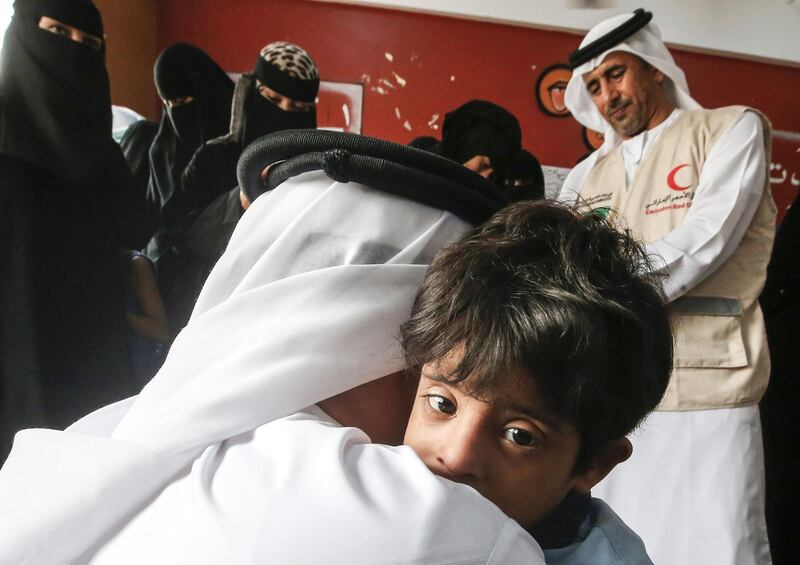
<box><xmin>0</xmin><ymin>170</ymin><xmax>472</xmax><ymax>564</ymax></box>
<box><xmin>565</xmin><ymin>11</ymin><xmax>703</xmax><ymax>159</ymax></box>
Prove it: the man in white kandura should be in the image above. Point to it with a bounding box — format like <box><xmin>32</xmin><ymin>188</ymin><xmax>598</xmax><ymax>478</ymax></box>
<box><xmin>558</xmin><ymin>9</ymin><xmax>775</xmax><ymax>565</ymax></box>
<box><xmin>0</xmin><ymin>141</ymin><xmax>545</xmax><ymax>563</ymax></box>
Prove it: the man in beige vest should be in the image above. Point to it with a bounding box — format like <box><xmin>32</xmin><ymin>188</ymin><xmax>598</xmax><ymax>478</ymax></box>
<box><xmin>557</xmin><ymin>9</ymin><xmax>775</xmax><ymax>565</ymax></box>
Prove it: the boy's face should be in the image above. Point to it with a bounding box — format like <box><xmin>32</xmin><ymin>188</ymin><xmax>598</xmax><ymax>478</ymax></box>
<box><xmin>403</xmin><ymin>350</ymin><xmax>586</xmax><ymax>529</ymax></box>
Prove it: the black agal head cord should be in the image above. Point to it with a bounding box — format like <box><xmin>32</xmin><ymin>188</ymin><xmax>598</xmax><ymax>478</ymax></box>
<box><xmin>237</xmin><ymin>129</ymin><xmax>508</xmax><ymax>226</ymax></box>
<box><xmin>568</xmin><ymin>9</ymin><xmax>653</xmax><ymax>70</ymax></box>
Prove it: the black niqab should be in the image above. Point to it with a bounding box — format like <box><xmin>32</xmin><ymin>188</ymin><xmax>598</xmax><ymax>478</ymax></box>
<box><xmin>148</xmin><ymin>43</ymin><xmax>234</xmax><ymax>224</ymax></box>
<box><xmin>241</xmin><ymin>45</ymin><xmax>318</xmax><ymax>144</ymax></box>
<box><xmin>243</xmin><ymin>84</ymin><xmax>317</xmax><ymax>145</ymax></box>
<box><xmin>440</xmin><ymin>100</ymin><xmax>522</xmax><ymax>186</ymax></box>
<box><xmin>12</xmin><ymin>0</ymin><xmax>103</xmax><ymax>36</ymax></box>
<box><xmin>0</xmin><ymin>0</ymin><xmax>116</xmax><ymax>187</ymax></box>
<box><xmin>502</xmin><ymin>149</ymin><xmax>545</xmax><ymax>202</ymax></box>
<box><xmin>0</xmin><ymin>0</ymin><xmax>142</xmax><ymax>454</ymax></box>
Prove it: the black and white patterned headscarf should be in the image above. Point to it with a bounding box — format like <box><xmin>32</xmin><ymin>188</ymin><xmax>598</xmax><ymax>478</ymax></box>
<box><xmin>254</xmin><ymin>41</ymin><xmax>319</xmax><ymax>103</ymax></box>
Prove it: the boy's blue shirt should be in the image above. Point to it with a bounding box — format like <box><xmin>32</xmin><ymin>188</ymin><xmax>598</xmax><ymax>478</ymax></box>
<box><xmin>541</xmin><ymin>497</ymin><xmax>653</xmax><ymax>565</ymax></box>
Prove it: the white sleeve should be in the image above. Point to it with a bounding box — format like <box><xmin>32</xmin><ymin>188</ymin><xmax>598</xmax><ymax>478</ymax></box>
<box><xmin>66</xmin><ymin>396</ymin><xmax>137</xmax><ymax>436</ymax></box>
<box><xmin>644</xmin><ymin>111</ymin><xmax>766</xmax><ymax>302</ymax></box>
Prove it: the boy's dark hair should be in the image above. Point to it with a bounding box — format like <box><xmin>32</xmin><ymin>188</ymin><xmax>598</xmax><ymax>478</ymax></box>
<box><xmin>400</xmin><ymin>200</ymin><xmax>673</xmax><ymax>471</ymax></box>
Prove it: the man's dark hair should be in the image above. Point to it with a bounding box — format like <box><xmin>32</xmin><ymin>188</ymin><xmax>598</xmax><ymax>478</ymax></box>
<box><xmin>400</xmin><ymin>200</ymin><xmax>673</xmax><ymax>471</ymax></box>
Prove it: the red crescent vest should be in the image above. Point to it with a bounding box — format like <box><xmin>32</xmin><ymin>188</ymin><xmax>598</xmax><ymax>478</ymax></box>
<box><xmin>578</xmin><ymin>106</ymin><xmax>776</xmax><ymax>410</ymax></box>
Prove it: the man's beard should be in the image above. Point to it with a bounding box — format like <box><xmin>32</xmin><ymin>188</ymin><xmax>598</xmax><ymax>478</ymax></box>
<box><xmin>604</xmin><ymin>97</ymin><xmax>648</xmax><ymax>138</ymax></box>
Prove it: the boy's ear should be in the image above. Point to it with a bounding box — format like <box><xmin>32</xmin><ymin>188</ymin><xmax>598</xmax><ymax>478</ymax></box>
<box><xmin>572</xmin><ymin>437</ymin><xmax>632</xmax><ymax>493</ymax></box>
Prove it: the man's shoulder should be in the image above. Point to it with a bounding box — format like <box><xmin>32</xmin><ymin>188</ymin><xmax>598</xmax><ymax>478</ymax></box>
<box><xmin>680</xmin><ymin>105</ymin><xmax>762</xmax><ymax>134</ymax></box>
<box><xmin>542</xmin><ymin>498</ymin><xmax>652</xmax><ymax>565</ymax></box>
<box><xmin>690</xmin><ymin>105</ymin><xmax>752</xmax><ymax>117</ymax></box>
<box><xmin>211</xmin><ymin>411</ymin><xmax>547</xmax><ymax>563</ymax></box>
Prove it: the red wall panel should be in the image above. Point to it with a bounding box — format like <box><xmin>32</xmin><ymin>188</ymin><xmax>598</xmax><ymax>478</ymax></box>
<box><xmin>157</xmin><ymin>0</ymin><xmax>800</xmax><ymax>212</ymax></box>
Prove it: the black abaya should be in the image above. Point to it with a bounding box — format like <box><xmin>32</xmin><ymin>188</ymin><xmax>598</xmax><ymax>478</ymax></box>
<box><xmin>0</xmin><ymin>0</ymin><xmax>137</xmax><ymax>457</ymax></box>
<box><xmin>146</xmin><ymin>43</ymin><xmax>234</xmax><ymax>229</ymax></box>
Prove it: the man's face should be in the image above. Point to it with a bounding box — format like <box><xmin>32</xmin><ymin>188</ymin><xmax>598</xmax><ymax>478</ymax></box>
<box><xmin>403</xmin><ymin>349</ymin><xmax>586</xmax><ymax>529</ymax></box>
<box><xmin>38</xmin><ymin>16</ymin><xmax>103</xmax><ymax>51</ymax></box>
<box><xmin>582</xmin><ymin>51</ymin><xmax>665</xmax><ymax>138</ymax></box>
<box><xmin>256</xmin><ymin>80</ymin><xmax>315</xmax><ymax>113</ymax></box>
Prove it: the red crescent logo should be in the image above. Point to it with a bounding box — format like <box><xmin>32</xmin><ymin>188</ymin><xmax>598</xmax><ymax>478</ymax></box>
<box><xmin>667</xmin><ymin>164</ymin><xmax>692</xmax><ymax>191</ymax></box>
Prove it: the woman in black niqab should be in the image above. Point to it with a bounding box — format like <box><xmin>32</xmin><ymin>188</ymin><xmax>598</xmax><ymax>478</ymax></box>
<box><xmin>147</xmin><ymin>43</ymin><xmax>234</xmax><ymax>228</ymax></box>
<box><xmin>0</xmin><ymin>0</ymin><xmax>141</xmax><ymax>457</ymax></box>
<box><xmin>0</xmin><ymin>0</ymin><xmax>116</xmax><ymax>185</ymax></box>
<box><xmin>439</xmin><ymin>100</ymin><xmax>522</xmax><ymax>187</ymax></box>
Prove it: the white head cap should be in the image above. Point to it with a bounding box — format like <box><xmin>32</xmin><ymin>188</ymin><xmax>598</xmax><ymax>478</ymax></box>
<box><xmin>112</xmin><ymin>171</ymin><xmax>471</xmax><ymax>454</ymax></box>
<box><xmin>565</xmin><ymin>10</ymin><xmax>702</xmax><ymax>152</ymax></box>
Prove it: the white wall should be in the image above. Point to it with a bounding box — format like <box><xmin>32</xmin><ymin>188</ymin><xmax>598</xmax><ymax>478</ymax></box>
<box><xmin>317</xmin><ymin>0</ymin><xmax>800</xmax><ymax>65</ymax></box>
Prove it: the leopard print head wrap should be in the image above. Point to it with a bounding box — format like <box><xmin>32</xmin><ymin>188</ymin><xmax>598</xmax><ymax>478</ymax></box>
<box><xmin>254</xmin><ymin>41</ymin><xmax>320</xmax><ymax>103</ymax></box>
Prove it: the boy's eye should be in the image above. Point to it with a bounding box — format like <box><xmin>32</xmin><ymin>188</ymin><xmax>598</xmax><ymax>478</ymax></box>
<box><xmin>503</xmin><ymin>427</ymin><xmax>539</xmax><ymax>447</ymax></box>
<box><xmin>426</xmin><ymin>394</ymin><xmax>456</xmax><ymax>415</ymax></box>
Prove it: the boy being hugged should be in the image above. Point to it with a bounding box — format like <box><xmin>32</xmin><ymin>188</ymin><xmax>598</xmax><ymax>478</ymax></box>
<box><xmin>402</xmin><ymin>201</ymin><xmax>672</xmax><ymax>564</ymax></box>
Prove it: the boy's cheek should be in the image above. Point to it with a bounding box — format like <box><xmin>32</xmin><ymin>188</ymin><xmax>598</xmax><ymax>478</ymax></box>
<box><xmin>403</xmin><ymin>410</ymin><xmax>443</xmax><ymax>473</ymax></box>
<box><xmin>401</xmin><ymin>408</ymin><xmax>425</xmax><ymax>455</ymax></box>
